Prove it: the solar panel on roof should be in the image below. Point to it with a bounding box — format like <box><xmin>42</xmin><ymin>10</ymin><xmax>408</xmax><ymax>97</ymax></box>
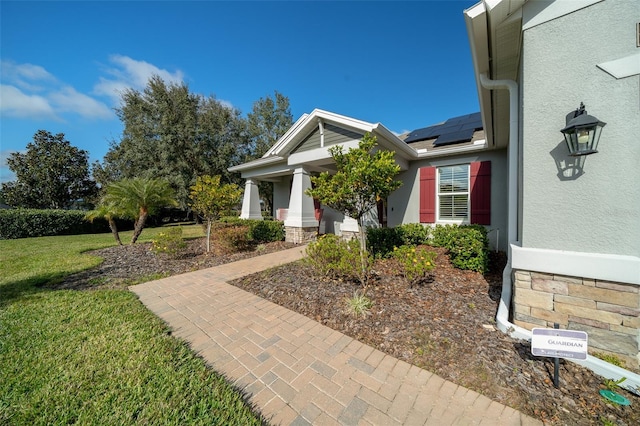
<box><xmin>433</xmin><ymin>128</ymin><xmax>475</xmax><ymax>146</ymax></box>
<box><xmin>404</xmin><ymin>112</ymin><xmax>482</xmax><ymax>145</ymax></box>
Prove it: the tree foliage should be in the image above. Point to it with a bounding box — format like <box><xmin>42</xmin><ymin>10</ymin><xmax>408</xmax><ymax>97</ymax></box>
<box><xmin>1</xmin><ymin>130</ymin><xmax>97</xmax><ymax>209</ymax></box>
<box><xmin>102</xmin><ymin>177</ymin><xmax>178</xmax><ymax>244</ymax></box>
<box><xmin>305</xmin><ymin>134</ymin><xmax>402</xmax><ymax>285</ymax></box>
<box><xmin>93</xmin><ymin>75</ymin><xmax>245</xmax><ymax>208</ymax></box>
<box><xmin>189</xmin><ymin>175</ymin><xmax>242</xmax><ymax>252</ymax></box>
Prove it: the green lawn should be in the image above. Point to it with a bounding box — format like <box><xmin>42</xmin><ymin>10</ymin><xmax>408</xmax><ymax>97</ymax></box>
<box><xmin>0</xmin><ymin>226</ymin><xmax>265</xmax><ymax>425</ymax></box>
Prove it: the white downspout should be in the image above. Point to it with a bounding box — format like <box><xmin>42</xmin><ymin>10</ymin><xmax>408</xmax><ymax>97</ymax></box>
<box><xmin>479</xmin><ymin>73</ymin><xmax>640</xmax><ymax>391</ymax></box>
<box><xmin>479</xmin><ymin>73</ymin><xmax>530</xmax><ymax>340</ymax></box>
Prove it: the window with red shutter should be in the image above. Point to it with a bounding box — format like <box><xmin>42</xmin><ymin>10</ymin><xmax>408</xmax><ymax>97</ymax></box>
<box><xmin>419</xmin><ymin>167</ymin><xmax>435</xmax><ymax>223</ymax></box>
<box><xmin>470</xmin><ymin>161</ymin><xmax>491</xmax><ymax>225</ymax></box>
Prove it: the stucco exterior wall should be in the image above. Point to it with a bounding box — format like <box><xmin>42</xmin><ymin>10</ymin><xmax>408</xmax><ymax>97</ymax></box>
<box><xmin>387</xmin><ymin>149</ymin><xmax>508</xmax><ymax>252</ymax></box>
<box><xmin>520</xmin><ymin>0</ymin><xmax>640</xmax><ymax>257</ymax></box>
<box><xmin>273</xmin><ymin>177</ymin><xmax>291</xmax><ymax>214</ymax></box>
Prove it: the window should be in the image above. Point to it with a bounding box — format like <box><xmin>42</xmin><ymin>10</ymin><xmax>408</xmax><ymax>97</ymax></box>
<box><xmin>420</xmin><ymin>161</ymin><xmax>491</xmax><ymax>225</ymax></box>
<box><xmin>437</xmin><ymin>165</ymin><xmax>469</xmax><ymax>221</ymax></box>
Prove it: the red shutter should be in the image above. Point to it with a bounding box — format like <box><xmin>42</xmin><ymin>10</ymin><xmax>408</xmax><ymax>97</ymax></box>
<box><xmin>470</xmin><ymin>161</ymin><xmax>491</xmax><ymax>225</ymax></box>
<box><xmin>419</xmin><ymin>167</ymin><xmax>436</xmax><ymax>223</ymax></box>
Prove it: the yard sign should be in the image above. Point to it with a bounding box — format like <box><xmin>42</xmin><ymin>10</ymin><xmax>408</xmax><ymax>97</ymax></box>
<box><xmin>531</xmin><ymin>328</ymin><xmax>588</xmax><ymax>360</ymax></box>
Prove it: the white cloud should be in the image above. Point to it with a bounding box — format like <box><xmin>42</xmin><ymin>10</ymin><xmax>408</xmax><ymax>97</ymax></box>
<box><xmin>0</xmin><ymin>60</ymin><xmax>56</xmax><ymax>92</ymax></box>
<box><xmin>0</xmin><ymin>150</ymin><xmax>17</xmax><ymax>184</ymax></box>
<box><xmin>0</xmin><ymin>60</ymin><xmax>113</xmax><ymax>121</ymax></box>
<box><xmin>50</xmin><ymin>86</ymin><xmax>112</xmax><ymax>119</ymax></box>
<box><xmin>94</xmin><ymin>54</ymin><xmax>185</xmax><ymax>103</ymax></box>
<box><xmin>0</xmin><ymin>84</ymin><xmax>58</xmax><ymax>119</ymax></box>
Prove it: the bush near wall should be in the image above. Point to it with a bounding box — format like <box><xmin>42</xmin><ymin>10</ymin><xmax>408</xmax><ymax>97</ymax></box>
<box><xmin>216</xmin><ymin>217</ymin><xmax>285</xmax><ymax>243</ymax></box>
<box><xmin>0</xmin><ymin>209</ymin><xmax>133</xmax><ymax>240</ymax></box>
<box><xmin>431</xmin><ymin>224</ymin><xmax>489</xmax><ymax>273</ymax></box>
<box><xmin>366</xmin><ymin>223</ymin><xmax>431</xmax><ymax>258</ymax></box>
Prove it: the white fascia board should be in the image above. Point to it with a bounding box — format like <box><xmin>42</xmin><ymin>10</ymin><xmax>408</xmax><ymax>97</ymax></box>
<box><xmin>371</xmin><ymin>123</ymin><xmax>417</xmax><ymax>159</ymax></box>
<box><xmin>597</xmin><ymin>52</ymin><xmax>640</xmax><ymax>79</ymax></box>
<box><xmin>228</xmin><ymin>155</ymin><xmax>285</xmax><ymax>172</ymax></box>
<box><xmin>264</xmin><ymin>113</ymin><xmax>310</xmax><ymax>157</ymax></box>
<box><xmin>512</xmin><ymin>245</ymin><xmax>640</xmax><ymax>285</ymax></box>
<box><xmin>464</xmin><ymin>2</ymin><xmax>495</xmax><ymax>148</ymax></box>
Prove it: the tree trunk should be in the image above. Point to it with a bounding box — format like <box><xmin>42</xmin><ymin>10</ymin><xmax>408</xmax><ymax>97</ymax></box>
<box><xmin>108</xmin><ymin>218</ymin><xmax>122</xmax><ymax>245</ymax></box>
<box><xmin>206</xmin><ymin>219</ymin><xmax>212</xmax><ymax>253</ymax></box>
<box><xmin>358</xmin><ymin>216</ymin><xmax>368</xmax><ymax>287</ymax></box>
<box><xmin>130</xmin><ymin>208</ymin><xmax>148</xmax><ymax>244</ymax></box>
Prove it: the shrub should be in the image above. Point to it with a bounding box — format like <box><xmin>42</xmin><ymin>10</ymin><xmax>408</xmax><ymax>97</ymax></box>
<box><xmin>397</xmin><ymin>223</ymin><xmax>430</xmax><ymax>246</ymax></box>
<box><xmin>366</xmin><ymin>227</ymin><xmax>404</xmax><ymax>258</ymax></box>
<box><xmin>392</xmin><ymin>244</ymin><xmax>436</xmax><ymax>285</ymax></box>
<box><xmin>249</xmin><ymin>220</ymin><xmax>284</xmax><ymax>243</ymax></box>
<box><xmin>150</xmin><ymin>227</ymin><xmax>186</xmax><ymax>257</ymax></box>
<box><xmin>431</xmin><ymin>224</ymin><xmax>489</xmax><ymax>273</ymax></box>
<box><xmin>0</xmin><ymin>208</ymin><xmax>135</xmax><ymax>239</ymax></box>
<box><xmin>211</xmin><ymin>224</ymin><xmax>251</xmax><ymax>254</ymax></box>
<box><xmin>305</xmin><ymin>234</ymin><xmax>371</xmax><ymax>283</ymax></box>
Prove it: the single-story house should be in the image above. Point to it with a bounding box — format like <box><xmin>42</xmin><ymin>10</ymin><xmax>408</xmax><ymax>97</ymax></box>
<box><xmin>229</xmin><ymin>108</ymin><xmax>508</xmax><ymax>250</ymax></box>
<box><xmin>230</xmin><ymin>0</ymin><xmax>640</xmax><ymax>384</ymax></box>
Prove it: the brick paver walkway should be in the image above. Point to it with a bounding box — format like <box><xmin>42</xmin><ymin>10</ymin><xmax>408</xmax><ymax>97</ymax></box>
<box><xmin>130</xmin><ymin>245</ymin><xmax>541</xmax><ymax>425</ymax></box>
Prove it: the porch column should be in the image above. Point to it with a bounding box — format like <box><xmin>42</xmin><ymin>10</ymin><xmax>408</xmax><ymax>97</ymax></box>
<box><xmin>284</xmin><ymin>167</ymin><xmax>318</xmax><ymax>243</ymax></box>
<box><xmin>340</xmin><ymin>216</ymin><xmax>360</xmax><ymax>240</ymax></box>
<box><xmin>239</xmin><ymin>179</ymin><xmax>263</xmax><ymax>220</ymax></box>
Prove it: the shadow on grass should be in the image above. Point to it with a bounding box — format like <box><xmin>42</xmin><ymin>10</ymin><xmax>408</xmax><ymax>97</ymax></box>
<box><xmin>0</xmin><ymin>273</ymin><xmax>67</xmax><ymax>308</ymax></box>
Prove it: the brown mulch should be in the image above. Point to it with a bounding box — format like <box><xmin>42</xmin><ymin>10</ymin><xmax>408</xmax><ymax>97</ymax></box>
<box><xmin>53</xmin><ymin>238</ymin><xmax>639</xmax><ymax>425</ymax></box>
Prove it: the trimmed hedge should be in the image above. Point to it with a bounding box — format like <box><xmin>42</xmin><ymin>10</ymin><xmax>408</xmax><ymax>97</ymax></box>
<box><xmin>431</xmin><ymin>224</ymin><xmax>489</xmax><ymax>273</ymax></box>
<box><xmin>0</xmin><ymin>209</ymin><xmax>133</xmax><ymax>240</ymax></box>
<box><xmin>366</xmin><ymin>223</ymin><xmax>431</xmax><ymax>258</ymax></box>
<box><xmin>216</xmin><ymin>217</ymin><xmax>284</xmax><ymax>243</ymax></box>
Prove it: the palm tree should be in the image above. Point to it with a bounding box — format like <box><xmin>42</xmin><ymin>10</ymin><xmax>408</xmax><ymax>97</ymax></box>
<box><xmin>85</xmin><ymin>199</ymin><xmax>127</xmax><ymax>245</ymax></box>
<box><xmin>103</xmin><ymin>177</ymin><xmax>178</xmax><ymax>244</ymax></box>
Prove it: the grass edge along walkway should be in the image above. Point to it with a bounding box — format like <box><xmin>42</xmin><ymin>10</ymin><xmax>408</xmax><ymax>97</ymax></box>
<box><xmin>0</xmin><ymin>227</ymin><xmax>266</xmax><ymax>425</ymax></box>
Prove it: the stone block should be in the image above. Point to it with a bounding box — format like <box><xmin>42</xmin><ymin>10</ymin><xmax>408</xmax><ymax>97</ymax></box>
<box><xmin>532</xmin><ymin>278</ymin><xmax>568</xmax><ymax>295</ymax></box>
<box><xmin>569</xmin><ymin>322</ymin><xmax>638</xmax><ymax>356</ymax></box>
<box><xmin>567</xmin><ymin>283</ymin><xmax>639</xmax><ymax>308</ymax></box>
<box><xmin>554</xmin><ymin>294</ymin><xmax>596</xmax><ymax>309</ymax></box>
<box><xmin>513</xmin><ymin>303</ymin><xmax>531</xmax><ymax>316</ymax></box>
<box><xmin>514</xmin><ymin>311</ymin><xmax>546</xmax><ymax>326</ymax></box>
<box><xmin>513</xmin><ymin>288</ymin><xmax>554</xmax><ymax>310</ymax></box>
<box><xmin>514</xmin><ymin>270</ymin><xmax>531</xmax><ymax>282</ymax></box>
<box><xmin>553</xmin><ymin>275</ymin><xmax>583</xmax><ymax>284</ymax></box>
<box><xmin>596</xmin><ymin>302</ymin><xmax>640</xmax><ymax>317</ymax></box>
<box><xmin>530</xmin><ymin>308</ymin><xmax>568</xmax><ymax>325</ymax></box>
<box><xmin>610</xmin><ymin>323</ymin><xmax>639</xmax><ymax>336</ymax></box>
<box><xmin>531</xmin><ymin>272</ymin><xmax>554</xmax><ymax>280</ymax></box>
<box><xmin>555</xmin><ymin>303</ymin><xmax>622</xmax><ymax>326</ymax></box>
<box><xmin>623</xmin><ymin>316</ymin><xmax>640</xmax><ymax>329</ymax></box>
<box><xmin>568</xmin><ymin>315</ymin><xmax>609</xmax><ymax>330</ymax></box>
<box><xmin>596</xmin><ymin>280</ymin><xmax>639</xmax><ymax>294</ymax></box>
<box><xmin>582</xmin><ymin>279</ymin><xmax>596</xmax><ymax>287</ymax></box>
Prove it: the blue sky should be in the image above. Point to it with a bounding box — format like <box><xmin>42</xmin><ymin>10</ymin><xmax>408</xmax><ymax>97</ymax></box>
<box><xmin>1</xmin><ymin>0</ymin><xmax>479</xmax><ymax>183</ymax></box>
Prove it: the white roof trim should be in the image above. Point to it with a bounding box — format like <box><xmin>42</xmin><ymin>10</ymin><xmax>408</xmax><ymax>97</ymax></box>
<box><xmin>597</xmin><ymin>52</ymin><xmax>640</xmax><ymax>79</ymax></box>
<box><xmin>228</xmin><ymin>155</ymin><xmax>285</xmax><ymax>172</ymax></box>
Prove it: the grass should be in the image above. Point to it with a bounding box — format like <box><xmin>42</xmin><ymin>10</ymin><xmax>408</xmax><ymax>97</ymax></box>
<box><xmin>0</xmin><ymin>225</ymin><xmax>265</xmax><ymax>425</ymax></box>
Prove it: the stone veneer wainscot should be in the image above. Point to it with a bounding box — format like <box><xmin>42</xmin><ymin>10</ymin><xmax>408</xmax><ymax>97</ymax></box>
<box><xmin>512</xmin><ymin>270</ymin><xmax>640</xmax><ymax>368</ymax></box>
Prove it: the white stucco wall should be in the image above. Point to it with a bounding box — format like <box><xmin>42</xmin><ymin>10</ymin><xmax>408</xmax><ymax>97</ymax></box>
<box><xmin>387</xmin><ymin>149</ymin><xmax>509</xmax><ymax>252</ymax></box>
<box><xmin>520</xmin><ymin>0</ymin><xmax>640</xmax><ymax>257</ymax></box>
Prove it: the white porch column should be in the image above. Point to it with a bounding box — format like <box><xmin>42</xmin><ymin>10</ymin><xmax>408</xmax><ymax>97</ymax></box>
<box><xmin>239</xmin><ymin>179</ymin><xmax>263</xmax><ymax>220</ymax></box>
<box><xmin>284</xmin><ymin>167</ymin><xmax>317</xmax><ymax>228</ymax></box>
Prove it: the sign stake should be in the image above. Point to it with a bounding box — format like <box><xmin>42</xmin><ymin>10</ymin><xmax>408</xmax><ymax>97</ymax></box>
<box><xmin>553</xmin><ymin>323</ymin><xmax>560</xmax><ymax>388</ymax></box>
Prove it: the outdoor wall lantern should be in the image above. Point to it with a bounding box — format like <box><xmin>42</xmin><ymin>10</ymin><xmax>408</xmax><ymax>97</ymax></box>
<box><xmin>560</xmin><ymin>102</ymin><xmax>606</xmax><ymax>156</ymax></box>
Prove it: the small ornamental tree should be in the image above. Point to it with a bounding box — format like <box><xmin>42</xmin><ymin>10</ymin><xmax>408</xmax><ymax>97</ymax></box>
<box><xmin>305</xmin><ymin>134</ymin><xmax>402</xmax><ymax>285</ymax></box>
<box><xmin>103</xmin><ymin>177</ymin><xmax>178</xmax><ymax>244</ymax></box>
<box><xmin>85</xmin><ymin>198</ymin><xmax>128</xmax><ymax>245</ymax></box>
<box><xmin>189</xmin><ymin>175</ymin><xmax>242</xmax><ymax>253</ymax></box>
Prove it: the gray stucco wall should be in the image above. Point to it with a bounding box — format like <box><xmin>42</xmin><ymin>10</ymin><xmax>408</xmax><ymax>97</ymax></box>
<box><xmin>520</xmin><ymin>0</ymin><xmax>640</xmax><ymax>257</ymax></box>
<box><xmin>387</xmin><ymin>149</ymin><xmax>509</xmax><ymax>252</ymax></box>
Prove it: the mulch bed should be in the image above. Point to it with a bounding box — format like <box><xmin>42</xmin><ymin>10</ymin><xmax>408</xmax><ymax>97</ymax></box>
<box><xmin>53</xmin><ymin>238</ymin><xmax>640</xmax><ymax>425</ymax></box>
